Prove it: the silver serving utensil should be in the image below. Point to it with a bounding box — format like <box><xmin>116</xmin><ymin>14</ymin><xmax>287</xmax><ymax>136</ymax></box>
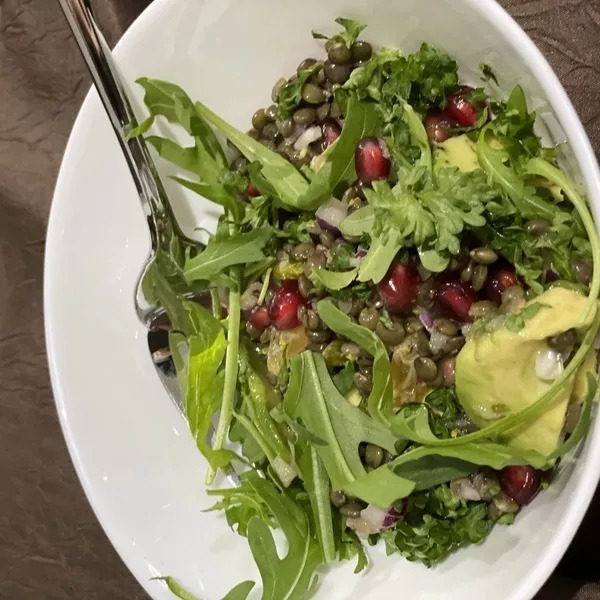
<box><xmin>58</xmin><ymin>0</ymin><xmax>190</xmax><ymax>414</ymax></box>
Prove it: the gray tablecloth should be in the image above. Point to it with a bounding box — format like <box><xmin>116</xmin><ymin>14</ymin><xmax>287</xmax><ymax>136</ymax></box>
<box><xmin>1</xmin><ymin>1</ymin><xmax>599</xmax><ymax>598</ymax></box>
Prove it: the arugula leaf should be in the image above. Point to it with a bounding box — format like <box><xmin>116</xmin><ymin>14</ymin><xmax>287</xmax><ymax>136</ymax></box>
<box><xmin>312</xmin><ymin>17</ymin><xmax>367</xmax><ymax>49</ymax></box>
<box><xmin>153</xmin><ymin>577</ymin><xmax>198</xmax><ymax>600</ymax></box>
<box><xmin>172</xmin><ymin>176</ymin><xmax>242</xmax><ymax>219</ymax></box>
<box><xmin>278</xmin><ymin>62</ymin><xmax>322</xmax><ymax>118</ymax></box>
<box><xmin>193</xmin><ymin>100</ymin><xmax>311</xmax><ymax>209</ymax></box>
<box><xmin>184</xmin><ymin>228</ymin><xmax>272</xmax><ymax>283</ymax></box>
<box><xmin>332</xmin><ymin>362</ymin><xmax>356</xmax><ymax>396</ymax></box>
<box><xmin>340</xmin><ymin>205</ymin><xmax>374</xmax><ymax>237</ymax></box>
<box><xmin>220</xmin><ymin>581</ymin><xmax>256</xmax><ymax>600</ymax></box>
<box><xmin>335</xmin><ymin>519</ymin><xmax>368</xmax><ymax>573</ymax></box>
<box><xmin>284</xmin><ymin>351</ymin><xmax>398</xmax><ymax>497</ymax></box>
<box><xmin>244</xmin><ymin>472</ymin><xmax>321</xmax><ymax>600</ymax></box>
<box><xmin>298</xmin><ymin>97</ymin><xmax>382</xmax><ymax>209</ymax></box>
<box><xmin>317</xmin><ymin>300</ymin><xmax>394</xmax><ymax>426</ymax></box>
<box><xmin>344</xmin><ymin>463</ymin><xmax>415</xmax><ymax>506</ymax></box>
<box><xmin>310</xmin><ymin>267</ymin><xmax>357</xmax><ymax>290</ymax></box>
<box><xmin>356</xmin><ymin>228</ymin><xmax>402</xmax><ymax>283</ymax></box>
<box><xmin>237</xmin><ymin>342</ymin><xmax>298</xmax><ymax>486</ymax></box>
<box><xmin>296</xmin><ymin>442</ymin><xmax>336</xmax><ymax>562</ymax></box>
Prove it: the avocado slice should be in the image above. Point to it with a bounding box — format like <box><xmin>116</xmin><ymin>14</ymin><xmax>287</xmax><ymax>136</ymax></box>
<box><xmin>435</xmin><ymin>134</ymin><xmax>479</xmax><ymax>173</ymax></box>
<box><xmin>455</xmin><ymin>287</ymin><xmax>597</xmax><ymax>455</ymax></box>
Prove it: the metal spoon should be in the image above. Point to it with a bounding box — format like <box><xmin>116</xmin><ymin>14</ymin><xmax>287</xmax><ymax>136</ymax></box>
<box><xmin>58</xmin><ymin>0</ymin><xmax>189</xmax><ymax>413</ymax></box>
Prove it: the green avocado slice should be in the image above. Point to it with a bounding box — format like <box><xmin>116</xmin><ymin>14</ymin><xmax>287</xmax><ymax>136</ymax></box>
<box><xmin>455</xmin><ymin>287</ymin><xmax>597</xmax><ymax>455</ymax></box>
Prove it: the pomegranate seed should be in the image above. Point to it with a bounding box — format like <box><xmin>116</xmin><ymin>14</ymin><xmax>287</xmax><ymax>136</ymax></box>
<box><xmin>247</xmin><ymin>181</ymin><xmax>260</xmax><ymax>197</ymax></box>
<box><xmin>247</xmin><ymin>305</ymin><xmax>271</xmax><ymax>331</ymax></box>
<box><xmin>355</xmin><ymin>137</ymin><xmax>391</xmax><ymax>185</ymax></box>
<box><xmin>268</xmin><ymin>280</ymin><xmax>303</xmax><ymax>330</ymax></box>
<box><xmin>444</xmin><ymin>87</ymin><xmax>479</xmax><ymax>127</ymax></box>
<box><xmin>424</xmin><ymin>110</ymin><xmax>459</xmax><ymax>143</ymax></box>
<box><xmin>499</xmin><ymin>465</ymin><xmax>542</xmax><ymax>505</ymax></box>
<box><xmin>486</xmin><ymin>264</ymin><xmax>518</xmax><ymax>303</ymax></box>
<box><xmin>321</xmin><ymin>120</ymin><xmax>341</xmax><ymax>150</ymax></box>
<box><xmin>376</xmin><ymin>262</ymin><xmax>421</xmax><ymax>315</ymax></box>
<box><xmin>436</xmin><ymin>280</ymin><xmax>477</xmax><ymax>322</ymax></box>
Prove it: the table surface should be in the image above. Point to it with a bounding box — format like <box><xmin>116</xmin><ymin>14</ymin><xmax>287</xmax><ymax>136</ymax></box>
<box><xmin>1</xmin><ymin>1</ymin><xmax>600</xmax><ymax>598</ymax></box>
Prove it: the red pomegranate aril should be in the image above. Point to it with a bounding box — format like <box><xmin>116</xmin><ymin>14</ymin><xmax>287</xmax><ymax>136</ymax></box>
<box><xmin>268</xmin><ymin>280</ymin><xmax>303</xmax><ymax>331</ymax></box>
<box><xmin>444</xmin><ymin>87</ymin><xmax>479</xmax><ymax>127</ymax></box>
<box><xmin>424</xmin><ymin>110</ymin><xmax>459</xmax><ymax>143</ymax></box>
<box><xmin>486</xmin><ymin>264</ymin><xmax>518</xmax><ymax>303</ymax></box>
<box><xmin>321</xmin><ymin>120</ymin><xmax>341</xmax><ymax>150</ymax></box>
<box><xmin>499</xmin><ymin>465</ymin><xmax>542</xmax><ymax>506</ymax></box>
<box><xmin>247</xmin><ymin>305</ymin><xmax>271</xmax><ymax>331</ymax></box>
<box><xmin>247</xmin><ymin>181</ymin><xmax>260</xmax><ymax>197</ymax></box>
<box><xmin>355</xmin><ymin>137</ymin><xmax>391</xmax><ymax>185</ymax></box>
<box><xmin>436</xmin><ymin>280</ymin><xmax>477</xmax><ymax>322</ymax></box>
<box><xmin>376</xmin><ymin>262</ymin><xmax>421</xmax><ymax>315</ymax></box>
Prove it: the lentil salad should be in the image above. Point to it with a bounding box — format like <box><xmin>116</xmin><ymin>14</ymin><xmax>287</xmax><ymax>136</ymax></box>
<box><xmin>132</xmin><ymin>18</ymin><xmax>600</xmax><ymax>600</ymax></box>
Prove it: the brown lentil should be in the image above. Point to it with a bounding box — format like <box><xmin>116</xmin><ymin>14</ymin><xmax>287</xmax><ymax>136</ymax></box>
<box><xmin>271</xmin><ymin>77</ymin><xmax>286</xmax><ymax>103</ymax></box>
<box><xmin>305</xmin><ymin>309</ymin><xmax>321</xmax><ymax>331</ymax></box>
<box><xmin>278</xmin><ymin>118</ymin><xmax>295</xmax><ymax>137</ymax></box>
<box><xmin>247</xmin><ymin>129</ymin><xmax>260</xmax><ymax>141</ymax></box>
<box><xmin>245</xmin><ymin>321</ymin><xmax>262</xmax><ymax>339</ymax></box>
<box><xmin>304</xmin><ymin>250</ymin><xmax>327</xmax><ymax>277</ymax></box>
<box><xmin>324</xmin><ymin>60</ymin><xmax>352</xmax><ymax>84</ymax></box>
<box><xmin>319</xmin><ymin>230</ymin><xmax>335</xmax><ymax>248</ymax></box>
<box><xmin>297</xmin><ymin>57</ymin><xmax>318</xmax><ymax>71</ymax></box>
<box><xmin>330</xmin><ymin>490</ymin><xmax>347</xmax><ymax>507</ymax></box>
<box><xmin>341</xmin><ymin>185</ymin><xmax>360</xmax><ymax>204</ymax></box>
<box><xmin>261</xmin><ymin>122</ymin><xmax>279</xmax><ymax>141</ymax></box>
<box><xmin>469</xmin><ymin>300</ymin><xmax>497</xmax><ymax>319</ymax></box>
<box><xmin>500</xmin><ymin>285</ymin><xmax>525</xmax><ymax>313</ymax></box>
<box><xmin>365</xmin><ymin>444</ymin><xmax>384</xmax><ymax>468</ymax></box>
<box><xmin>230</xmin><ymin>156</ymin><xmax>248</xmax><ymax>174</ymax></box>
<box><xmin>251</xmin><ymin>108</ymin><xmax>269</xmax><ymax>130</ymax></box>
<box><xmin>341</xmin><ymin>342</ymin><xmax>361</xmax><ymax>360</ymax></box>
<box><xmin>354</xmin><ymin>370</ymin><xmax>373</xmax><ymax>393</ymax></box>
<box><xmin>327</xmin><ymin>41</ymin><xmax>352</xmax><ymax>64</ymax></box>
<box><xmin>470</xmin><ymin>247</ymin><xmax>499</xmax><ymax>265</ymax></box>
<box><xmin>302</xmin><ymin>83</ymin><xmax>326</xmax><ymax>104</ymax></box>
<box><xmin>293</xmin><ymin>107</ymin><xmax>317</xmax><ymax>126</ymax></box>
<box><xmin>405</xmin><ymin>316</ymin><xmax>424</xmax><ymax>333</ymax></box>
<box><xmin>525</xmin><ymin>219</ymin><xmax>550</xmax><ymax>236</ymax></box>
<box><xmin>358</xmin><ymin>307</ymin><xmax>380</xmax><ymax>330</ymax></box>
<box><xmin>340</xmin><ymin>502</ymin><xmax>363</xmax><ymax>518</ymax></box>
<box><xmin>298</xmin><ymin>275</ymin><xmax>312</xmax><ymax>298</ymax></box>
<box><xmin>417</xmin><ymin>277</ymin><xmax>437</xmax><ymax>309</ymax></box>
<box><xmin>375</xmin><ymin>320</ymin><xmax>406</xmax><ymax>345</ymax></box>
<box><xmin>330</xmin><ymin>101</ymin><xmax>342</xmax><ymax>119</ymax></box>
<box><xmin>290</xmin><ymin>242</ymin><xmax>315</xmax><ymax>261</ymax></box>
<box><xmin>307</xmin><ymin>329</ymin><xmax>329</xmax><ymax>343</ymax></box>
<box><xmin>573</xmin><ymin>258</ymin><xmax>593</xmax><ymax>285</ymax></box>
<box><xmin>471</xmin><ymin>264</ymin><xmax>488</xmax><ymax>292</ymax></box>
<box><xmin>443</xmin><ymin>335</ymin><xmax>465</xmax><ymax>355</ymax></box>
<box><xmin>316</xmin><ymin>103</ymin><xmax>331</xmax><ymax>122</ymax></box>
<box><xmin>434</xmin><ymin>318</ymin><xmax>459</xmax><ymax>336</ymax></box>
<box><xmin>460</xmin><ymin>261</ymin><xmax>474</xmax><ymax>283</ymax></box>
<box><xmin>351</xmin><ymin>40</ymin><xmax>373</xmax><ymax>61</ymax></box>
<box><xmin>414</xmin><ymin>357</ymin><xmax>438</xmax><ymax>382</ymax></box>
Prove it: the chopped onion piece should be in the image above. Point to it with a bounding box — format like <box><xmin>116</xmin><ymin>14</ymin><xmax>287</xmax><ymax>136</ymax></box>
<box><xmin>294</xmin><ymin>125</ymin><xmax>322</xmax><ymax>150</ymax></box>
<box><xmin>418</xmin><ymin>308</ymin><xmax>435</xmax><ymax>332</ymax></box>
<box><xmin>315</xmin><ymin>198</ymin><xmax>348</xmax><ymax>235</ymax></box>
<box><xmin>536</xmin><ymin>347</ymin><xmax>564</xmax><ymax>381</ymax></box>
<box><xmin>349</xmin><ymin>250</ymin><xmax>367</xmax><ymax>268</ymax></box>
<box><xmin>429</xmin><ymin>330</ymin><xmax>449</xmax><ymax>355</ymax></box>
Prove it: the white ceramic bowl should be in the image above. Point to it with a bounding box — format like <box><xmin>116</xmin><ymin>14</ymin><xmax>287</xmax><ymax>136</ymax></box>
<box><xmin>45</xmin><ymin>1</ymin><xmax>600</xmax><ymax>599</ymax></box>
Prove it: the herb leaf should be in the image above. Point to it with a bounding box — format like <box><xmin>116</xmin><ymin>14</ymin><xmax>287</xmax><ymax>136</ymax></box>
<box><xmin>317</xmin><ymin>300</ymin><xmax>394</xmax><ymax>426</ymax></box>
<box><xmin>312</xmin><ymin>17</ymin><xmax>367</xmax><ymax>49</ymax></box>
<box><xmin>284</xmin><ymin>351</ymin><xmax>398</xmax><ymax>496</ymax></box>
<box><xmin>278</xmin><ymin>62</ymin><xmax>322</xmax><ymax>118</ymax></box>
<box><xmin>184</xmin><ymin>228</ymin><xmax>272</xmax><ymax>283</ymax></box>
<box><xmin>193</xmin><ymin>100</ymin><xmax>311</xmax><ymax>209</ymax></box>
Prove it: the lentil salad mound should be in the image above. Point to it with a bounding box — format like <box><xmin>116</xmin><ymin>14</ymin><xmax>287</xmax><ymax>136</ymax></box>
<box><xmin>133</xmin><ymin>17</ymin><xmax>600</xmax><ymax>600</ymax></box>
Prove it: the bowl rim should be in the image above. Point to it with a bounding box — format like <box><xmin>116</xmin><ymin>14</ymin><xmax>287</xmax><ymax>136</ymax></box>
<box><xmin>45</xmin><ymin>0</ymin><xmax>600</xmax><ymax>599</ymax></box>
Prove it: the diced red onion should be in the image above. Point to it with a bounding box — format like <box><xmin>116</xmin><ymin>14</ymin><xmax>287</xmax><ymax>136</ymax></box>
<box><xmin>349</xmin><ymin>250</ymin><xmax>367</xmax><ymax>268</ymax></box>
<box><xmin>418</xmin><ymin>308</ymin><xmax>435</xmax><ymax>332</ymax></box>
<box><xmin>294</xmin><ymin>125</ymin><xmax>322</xmax><ymax>151</ymax></box>
<box><xmin>354</xmin><ymin>503</ymin><xmax>405</xmax><ymax>537</ymax></box>
<box><xmin>383</xmin><ymin>502</ymin><xmax>405</xmax><ymax>527</ymax></box>
<box><xmin>536</xmin><ymin>348</ymin><xmax>564</xmax><ymax>381</ymax></box>
<box><xmin>315</xmin><ymin>198</ymin><xmax>348</xmax><ymax>235</ymax></box>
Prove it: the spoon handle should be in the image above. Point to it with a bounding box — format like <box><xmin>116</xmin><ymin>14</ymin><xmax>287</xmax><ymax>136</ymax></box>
<box><xmin>58</xmin><ymin>0</ymin><xmax>181</xmax><ymax>258</ymax></box>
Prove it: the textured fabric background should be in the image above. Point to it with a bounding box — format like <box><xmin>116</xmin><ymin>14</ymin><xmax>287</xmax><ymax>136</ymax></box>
<box><xmin>0</xmin><ymin>1</ymin><xmax>599</xmax><ymax>598</ymax></box>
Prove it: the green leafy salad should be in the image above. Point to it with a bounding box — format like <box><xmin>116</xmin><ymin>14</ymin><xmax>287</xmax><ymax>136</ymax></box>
<box><xmin>133</xmin><ymin>18</ymin><xmax>600</xmax><ymax>600</ymax></box>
